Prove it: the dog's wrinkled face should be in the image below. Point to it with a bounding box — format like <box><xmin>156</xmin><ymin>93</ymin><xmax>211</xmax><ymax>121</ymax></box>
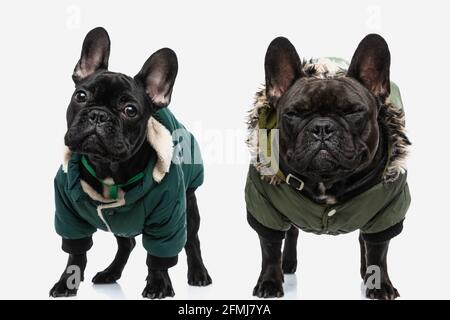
<box><xmin>278</xmin><ymin>77</ymin><xmax>380</xmax><ymax>182</ymax></box>
<box><xmin>65</xmin><ymin>72</ymin><xmax>151</xmax><ymax>161</ymax></box>
<box><xmin>65</xmin><ymin>27</ymin><xmax>178</xmax><ymax>162</ymax></box>
<box><xmin>265</xmin><ymin>35</ymin><xmax>391</xmax><ymax>184</ymax></box>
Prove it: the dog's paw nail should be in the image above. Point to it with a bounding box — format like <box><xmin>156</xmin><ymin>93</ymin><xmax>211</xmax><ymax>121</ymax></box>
<box><xmin>253</xmin><ymin>280</ymin><xmax>284</xmax><ymax>298</ymax></box>
<box><xmin>187</xmin><ymin>268</ymin><xmax>212</xmax><ymax>287</ymax></box>
<box><xmin>365</xmin><ymin>283</ymin><xmax>399</xmax><ymax>300</ymax></box>
<box><xmin>142</xmin><ymin>282</ymin><xmax>175</xmax><ymax>299</ymax></box>
<box><xmin>50</xmin><ymin>280</ymin><xmax>78</xmax><ymax>298</ymax></box>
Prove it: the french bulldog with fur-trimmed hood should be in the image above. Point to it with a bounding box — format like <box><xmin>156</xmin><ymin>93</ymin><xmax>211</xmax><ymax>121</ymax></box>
<box><xmin>245</xmin><ymin>34</ymin><xmax>411</xmax><ymax>300</ymax></box>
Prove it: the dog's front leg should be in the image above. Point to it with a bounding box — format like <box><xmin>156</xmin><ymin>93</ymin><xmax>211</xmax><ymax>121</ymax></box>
<box><xmin>142</xmin><ymin>254</ymin><xmax>176</xmax><ymax>299</ymax></box>
<box><xmin>253</xmin><ymin>236</ymin><xmax>284</xmax><ymax>298</ymax></box>
<box><xmin>50</xmin><ymin>237</ymin><xmax>92</xmax><ymax>297</ymax></box>
<box><xmin>50</xmin><ymin>254</ymin><xmax>87</xmax><ymax>297</ymax></box>
<box><xmin>50</xmin><ymin>253</ymin><xmax>87</xmax><ymax>297</ymax></box>
<box><xmin>363</xmin><ymin>239</ymin><xmax>400</xmax><ymax>300</ymax></box>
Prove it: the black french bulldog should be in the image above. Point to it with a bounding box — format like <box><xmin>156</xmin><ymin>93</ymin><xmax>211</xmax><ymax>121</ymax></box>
<box><xmin>246</xmin><ymin>34</ymin><xmax>410</xmax><ymax>300</ymax></box>
<box><xmin>50</xmin><ymin>27</ymin><xmax>211</xmax><ymax>299</ymax></box>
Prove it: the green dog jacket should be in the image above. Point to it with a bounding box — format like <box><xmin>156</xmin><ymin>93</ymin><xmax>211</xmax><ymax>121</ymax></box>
<box><xmin>245</xmin><ymin>57</ymin><xmax>411</xmax><ymax>237</ymax></box>
<box><xmin>246</xmin><ymin>166</ymin><xmax>410</xmax><ymax>235</ymax></box>
<box><xmin>54</xmin><ymin>108</ymin><xmax>204</xmax><ymax>258</ymax></box>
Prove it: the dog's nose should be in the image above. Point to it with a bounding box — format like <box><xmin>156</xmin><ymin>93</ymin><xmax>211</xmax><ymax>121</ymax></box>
<box><xmin>310</xmin><ymin>118</ymin><xmax>336</xmax><ymax>140</ymax></box>
<box><xmin>88</xmin><ymin>109</ymin><xmax>109</xmax><ymax>125</ymax></box>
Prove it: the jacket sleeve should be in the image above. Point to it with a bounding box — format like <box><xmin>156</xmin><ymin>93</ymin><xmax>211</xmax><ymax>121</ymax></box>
<box><xmin>142</xmin><ymin>185</ymin><xmax>187</xmax><ymax>258</ymax></box>
<box><xmin>245</xmin><ymin>167</ymin><xmax>292</xmax><ymax>232</ymax></box>
<box><xmin>54</xmin><ymin>169</ymin><xmax>97</xmax><ymax>239</ymax></box>
<box><xmin>361</xmin><ymin>177</ymin><xmax>411</xmax><ymax>235</ymax></box>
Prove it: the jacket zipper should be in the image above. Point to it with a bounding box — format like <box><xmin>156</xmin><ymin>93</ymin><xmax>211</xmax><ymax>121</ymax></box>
<box><xmin>96</xmin><ymin>206</ymin><xmax>112</xmax><ymax>232</ymax></box>
<box><xmin>321</xmin><ymin>206</ymin><xmax>332</xmax><ymax>233</ymax></box>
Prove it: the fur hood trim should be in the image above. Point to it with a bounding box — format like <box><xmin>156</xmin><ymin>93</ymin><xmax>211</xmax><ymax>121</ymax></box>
<box><xmin>246</xmin><ymin>58</ymin><xmax>410</xmax><ymax>184</ymax></box>
<box><xmin>62</xmin><ymin>116</ymin><xmax>173</xmax><ymax>183</ymax></box>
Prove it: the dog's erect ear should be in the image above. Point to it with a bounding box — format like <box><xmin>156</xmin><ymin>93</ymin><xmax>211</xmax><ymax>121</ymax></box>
<box><xmin>347</xmin><ymin>34</ymin><xmax>391</xmax><ymax>100</ymax></box>
<box><xmin>73</xmin><ymin>27</ymin><xmax>111</xmax><ymax>83</ymax></box>
<box><xmin>265</xmin><ymin>37</ymin><xmax>302</xmax><ymax>105</ymax></box>
<box><xmin>135</xmin><ymin>48</ymin><xmax>178</xmax><ymax>109</ymax></box>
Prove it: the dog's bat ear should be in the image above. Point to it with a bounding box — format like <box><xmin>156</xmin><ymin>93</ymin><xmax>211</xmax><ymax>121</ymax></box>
<box><xmin>347</xmin><ymin>34</ymin><xmax>391</xmax><ymax>101</ymax></box>
<box><xmin>72</xmin><ymin>27</ymin><xmax>111</xmax><ymax>83</ymax></box>
<box><xmin>265</xmin><ymin>37</ymin><xmax>302</xmax><ymax>105</ymax></box>
<box><xmin>134</xmin><ymin>48</ymin><xmax>178</xmax><ymax>109</ymax></box>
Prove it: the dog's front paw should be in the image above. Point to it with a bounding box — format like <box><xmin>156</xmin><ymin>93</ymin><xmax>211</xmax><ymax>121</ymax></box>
<box><xmin>142</xmin><ymin>282</ymin><xmax>175</xmax><ymax>299</ymax></box>
<box><xmin>365</xmin><ymin>282</ymin><xmax>400</xmax><ymax>300</ymax></box>
<box><xmin>142</xmin><ymin>270</ymin><xmax>175</xmax><ymax>299</ymax></box>
<box><xmin>92</xmin><ymin>268</ymin><xmax>121</xmax><ymax>284</ymax></box>
<box><xmin>188</xmin><ymin>265</ymin><xmax>212</xmax><ymax>286</ymax></box>
<box><xmin>253</xmin><ymin>279</ymin><xmax>284</xmax><ymax>298</ymax></box>
<box><xmin>253</xmin><ymin>265</ymin><xmax>284</xmax><ymax>298</ymax></box>
<box><xmin>49</xmin><ymin>278</ymin><xmax>78</xmax><ymax>298</ymax></box>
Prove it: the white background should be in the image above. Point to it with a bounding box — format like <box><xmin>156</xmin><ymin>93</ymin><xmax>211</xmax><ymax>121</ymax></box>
<box><xmin>0</xmin><ymin>0</ymin><xmax>449</xmax><ymax>300</ymax></box>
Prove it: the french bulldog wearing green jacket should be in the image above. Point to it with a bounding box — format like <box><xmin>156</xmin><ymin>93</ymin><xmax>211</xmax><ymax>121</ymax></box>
<box><xmin>50</xmin><ymin>28</ymin><xmax>211</xmax><ymax>299</ymax></box>
<box><xmin>245</xmin><ymin>35</ymin><xmax>410</xmax><ymax>299</ymax></box>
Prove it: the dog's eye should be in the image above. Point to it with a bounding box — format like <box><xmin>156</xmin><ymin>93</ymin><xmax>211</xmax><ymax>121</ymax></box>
<box><xmin>124</xmin><ymin>104</ymin><xmax>138</xmax><ymax>118</ymax></box>
<box><xmin>74</xmin><ymin>90</ymin><xmax>87</xmax><ymax>103</ymax></box>
<box><xmin>345</xmin><ymin>110</ymin><xmax>362</xmax><ymax>116</ymax></box>
<box><xmin>284</xmin><ymin>111</ymin><xmax>301</xmax><ymax>120</ymax></box>
<box><xmin>345</xmin><ymin>111</ymin><xmax>359</xmax><ymax>116</ymax></box>
<box><xmin>344</xmin><ymin>107</ymin><xmax>365</xmax><ymax>117</ymax></box>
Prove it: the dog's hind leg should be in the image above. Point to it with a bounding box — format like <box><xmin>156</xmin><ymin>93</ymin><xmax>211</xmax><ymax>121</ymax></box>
<box><xmin>184</xmin><ymin>188</ymin><xmax>212</xmax><ymax>286</ymax></box>
<box><xmin>282</xmin><ymin>225</ymin><xmax>299</xmax><ymax>274</ymax></box>
<box><xmin>359</xmin><ymin>232</ymin><xmax>367</xmax><ymax>279</ymax></box>
<box><xmin>92</xmin><ymin>236</ymin><xmax>136</xmax><ymax>284</ymax></box>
